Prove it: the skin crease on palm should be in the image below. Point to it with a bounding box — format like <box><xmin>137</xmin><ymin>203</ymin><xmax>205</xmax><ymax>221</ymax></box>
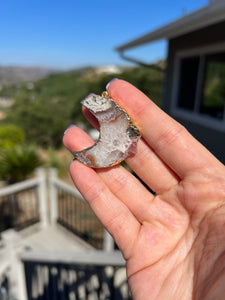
<box><xmin>63</xmin><ymin>79</ymin><xmax>225</xmax><ymax>299</ymax></box>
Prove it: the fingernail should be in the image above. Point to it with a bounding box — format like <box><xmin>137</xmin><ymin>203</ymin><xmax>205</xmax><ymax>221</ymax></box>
<box><xmin>64</xmin><ymin>124</ymin><xmax>76</xmax><ymax>135</ymax></box>
<box><xmin>106</xmin><ymin>78</ymin><xmax>118</xmax><ymax>90</ymax></box>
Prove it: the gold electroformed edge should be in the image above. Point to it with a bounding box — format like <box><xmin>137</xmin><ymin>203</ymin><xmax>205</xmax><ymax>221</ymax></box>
<box><xmin>101</xmin><ymin>91</ymin><xmax>141</xmax><ymax>137</ymax></box>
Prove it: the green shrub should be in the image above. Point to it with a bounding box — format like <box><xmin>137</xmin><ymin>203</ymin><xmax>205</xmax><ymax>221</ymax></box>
<box><xmin>0</xmin><ymin>144</ymin><xmax>42</xmax><ymax>183</ymax></box>
<box><xmin>0</xmin><ymin>124</ymin><xmax>25</xmax><ymax>148</ymax></box>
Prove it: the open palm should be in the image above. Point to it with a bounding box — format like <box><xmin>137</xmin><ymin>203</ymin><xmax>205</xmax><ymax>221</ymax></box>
<box><xmin>63</xmin><ymin>80</ymin><xmax>225</xmax><ymax>299</ymax></box>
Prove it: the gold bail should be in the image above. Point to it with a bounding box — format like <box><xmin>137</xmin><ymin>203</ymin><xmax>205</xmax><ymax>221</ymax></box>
<box><xmin>101</xmin><ymin>91</ymin><xmax>109</xmax><ymax>98</ymax></box>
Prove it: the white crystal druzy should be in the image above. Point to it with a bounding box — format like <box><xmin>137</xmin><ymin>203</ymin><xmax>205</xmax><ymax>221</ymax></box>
<box><xmin>74</xmin><ymin>94</ymin><xmax>141</xmax><ymax>168</ymax></box>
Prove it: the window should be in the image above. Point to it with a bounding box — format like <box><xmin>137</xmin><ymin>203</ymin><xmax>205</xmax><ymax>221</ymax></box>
<box><xmin>177</xmin><ymin>56</ymin><xmax>199</xmax><ymax>111</ymax></box>
<box><xmin>173</xmin><ymin>45</ymin><xmax>225</xmax><ymax>129</ymax></box>
<box><xmin>200</xmin><ymin>53</ymin><xmax>225</xmax><ymax>119</ymax></box>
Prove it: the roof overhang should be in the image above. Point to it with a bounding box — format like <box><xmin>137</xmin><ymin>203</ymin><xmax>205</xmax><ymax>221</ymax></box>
<box><xmin>116</xmin><ymin>0</ymin><xmax>225</xmax><ymax>52</ymax></box>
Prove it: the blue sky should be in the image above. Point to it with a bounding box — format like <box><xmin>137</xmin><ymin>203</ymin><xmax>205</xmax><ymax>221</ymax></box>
<box><xmin>0</xmin><ymin>0</ymin><xmax>208</xmax><ymax>69</ymax></box>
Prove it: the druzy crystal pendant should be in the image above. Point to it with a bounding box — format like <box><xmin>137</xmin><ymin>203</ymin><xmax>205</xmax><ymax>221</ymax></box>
<box><xmin>74</xmin><ymin>92</ymin><xmax>141</xmax><ymax>168</ymax></box>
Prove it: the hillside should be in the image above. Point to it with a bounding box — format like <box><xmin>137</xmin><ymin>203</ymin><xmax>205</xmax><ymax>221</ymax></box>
<box><xmin>0</xmin><ymin>66</ymin><xmax>59</xmax><ymax>87</ymax></box>
<box><xmin>0</xmin><ymin>65</ymin><xmax>163</xmax><ymax>147</ymax></box>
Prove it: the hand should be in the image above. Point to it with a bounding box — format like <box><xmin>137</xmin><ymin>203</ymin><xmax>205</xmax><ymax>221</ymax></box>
<box><xmin>63</xmin><ymin>80</ymin><xmax>225</xmax><ymax>299</ymax></box>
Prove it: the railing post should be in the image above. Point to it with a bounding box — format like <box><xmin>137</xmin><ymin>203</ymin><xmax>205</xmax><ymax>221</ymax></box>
<box><xmin>103</xmin><ymin>229</ymin><xmax>115</xmax><ymax>251</ymax></box>
<box><xmin>36</xmin><ymin>168</ymin><xmax>48</xmax><ymax>227</ymax></box>
<box><xmin>49</xmin><ymin>168</ymin><xmax>58</xmax><ymax>225</ymax></box>
<box><xmin>1</xmin><ymin>230</ymin><xmax>27</xmax><ymax>300</ymax></box>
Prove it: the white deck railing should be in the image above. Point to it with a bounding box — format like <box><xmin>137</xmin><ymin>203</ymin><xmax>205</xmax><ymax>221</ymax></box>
<box><xmin>0</xmin><ymin>168</ymin><xmax>117</xmax><ymax>300</ymax></box>
<box><xmin>21</xmin><ymin>250</ymin><xmax>130</xmax><ymax>300</ymax></box>
<box><xmin>0</xmin><ymin>168</ymin><xmax>114</xmax><ymax>251</ymax></box>
<box><xmin>0</xmin><ymin>168</ymin><xmax>48</xmax><ymax>228</ymax></box>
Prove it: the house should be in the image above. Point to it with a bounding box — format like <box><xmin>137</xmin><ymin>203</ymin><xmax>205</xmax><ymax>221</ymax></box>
<box><xmin>116</xmin><ymin>0</ymin><xmax>225</xmax><ymax>164</ymax></box>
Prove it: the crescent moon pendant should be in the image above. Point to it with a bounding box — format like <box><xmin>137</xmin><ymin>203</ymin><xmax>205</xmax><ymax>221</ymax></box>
<box><xmin>73</xmin><ymin>92</ymin><xmax>141</xmax><ymax>168</ymax></box>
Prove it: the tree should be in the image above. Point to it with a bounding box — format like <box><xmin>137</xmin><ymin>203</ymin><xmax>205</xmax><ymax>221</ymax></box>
<box><xmin>3</xmin><ymin>65</ymin><xmax>163</xmax><ymax>148</ymax></box>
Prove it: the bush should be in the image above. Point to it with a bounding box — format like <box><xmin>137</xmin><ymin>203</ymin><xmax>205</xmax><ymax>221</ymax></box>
<box><xmin>0</xmin><ymin>124</ymin><xmax>25</xmax><ymax>148</ymax></box>
<box><xmin>0</xmin><ymin>144</ymin><xmax>42</xmax><ymax>183</ymax></box>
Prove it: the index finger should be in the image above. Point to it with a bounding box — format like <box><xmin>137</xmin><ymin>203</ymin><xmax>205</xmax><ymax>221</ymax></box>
<box><xmin>107</xmin><ymin>79</ymin><xmax>220</xmax><ymax>178</ymax></box>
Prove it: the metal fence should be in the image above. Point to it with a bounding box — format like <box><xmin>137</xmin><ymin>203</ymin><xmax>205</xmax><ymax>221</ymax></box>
<box><xmin>22</xmin><ymin>250</ymin><xmax>131</xmax><ymax>300</ymax></box>
<box><xmin>0</xmin><ymin>188</ymin><xmax>39</xmax><ymax>232</ymax></box>
<box><xmin>49</xmin><ymin>169</ymin><xmax>107</xmax><ymax>250</ymax></box>
<box><xmin>57</xmin><ymin>187</ymin><xmax>104</xmax><ymax>249</ymax></box>
<box><xmin>0</xmin><ymin>169</ymin><xmax>47</xmax><ymax>234</ymax></box>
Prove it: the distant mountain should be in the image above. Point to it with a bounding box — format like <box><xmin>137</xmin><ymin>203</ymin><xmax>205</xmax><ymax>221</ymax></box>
<box><xmin>0</xmin><ymin>65</ymin><xmax>128</xmax><ymax>87</ymax></box>
<box><xmin>0</xmin><ymin>66</ymin><xmax>60</xmax><ymax>87</ymax></box>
